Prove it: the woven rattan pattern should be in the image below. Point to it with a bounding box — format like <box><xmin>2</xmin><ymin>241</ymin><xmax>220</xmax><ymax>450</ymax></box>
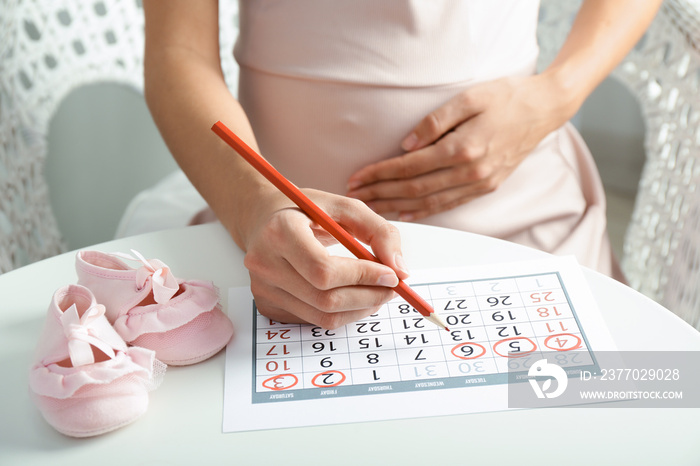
<box><xmin>0</xmin><ymin>0</ymin><xmax>238</xmax><ymax>273</ymax></box>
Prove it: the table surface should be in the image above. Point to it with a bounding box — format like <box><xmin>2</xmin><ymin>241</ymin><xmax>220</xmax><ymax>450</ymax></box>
<box><xmin>1</xmin><ymin>222</ymin><xmax>699</xmax><ymax>465</ymax></box>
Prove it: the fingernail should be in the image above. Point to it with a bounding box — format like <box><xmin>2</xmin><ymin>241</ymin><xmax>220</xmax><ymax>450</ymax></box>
<box><xmin>377</xmin><ymin>273</ymin><xmax>399</xmax><ymax>287</ymax></box>
<box><xmin>401</xmin><ymin>132</ymin><xmax>418</xmax><ymax>151</ymax></box>
<box><xmin>395</xmin><ymin>253</ymin><xmax>409</xmax><ymax>276</ymax></box>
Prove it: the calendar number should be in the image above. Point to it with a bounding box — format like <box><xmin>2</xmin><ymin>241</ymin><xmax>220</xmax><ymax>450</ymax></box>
<box><xmin>544</xmin><ymin>333</ymin><xmax>582</xmax><ymax>351</ymax></box>
<box><xmin>404</xmin><ymin>333</ymin><xmax>430</xmax><ymax>345</ymax></box>
<box><xmin>530</xmin><ymin>291</ymin><xmax>554</xmax><ymax>303</ymax></box>
<box><xmin>266</xmin><ymin>329</ymin><xmax>291</xmax><ymax>340</ymax></box>
<box><xmin>487</xmin><ymin>296</ymin><xmax>511</xmax><ymax>307</ymax></box>
<box><xmin>262</xmin><ymin>374</ymin><xmax>299</xmax><ymax>391</ymax></box>
<box><xmin>359</xmin><ymin>337</ymin><xmax>383</xmax><ymax>349</ymax></box>
<box><xmin>311</xmin><ymin>371</ymin><xmax>346</xmax><ymax>387</ymax></box>
<box><xmin>265</xmin><ymin>361</ymin><xmax>290</xmax><ymax>372</ymax></box>
<box><xmin>450</xmin><ymin>329</ymin><xmax>476</xmax><ymax>341</ymax></box>
<box><xmin>311</xmin><ymin>327</ymin><xmax>335</xmax><ymax>338</ymax></box>
<box><xmin>413</xmin><ymin>365</ymin><xmax>439</xmax><ymax>378</ymax></box>
<box><xmin>312</xmin><ymin>341</ymin><xmax>337</xmax><ymax>353</ymax></box>
<box><xmin>265</xmin><ymin>360</ymin><xmax>291</xmax><ymax>372</ymax></box>
<box><xmin>444</xmin><ymin>299</ymin><xmax>468</xmax><ymax>311</ymax></box>
<box><xmin>491</xmin><ymin>310</ymin><xmax>516</xmax><ymax>322</ymax></box>
<box><xmin>450</xmin><ymin>342</ymin><xmax>486</xmax><ymax>360</ymax></box>
<box><xmin>401</xmin><ymin>317</ymin><xmax>425</xmax><ymax>329</ymax></box>
<box><xmin>266</xmin><ymin>344</ymin><xmax>292</xmax><ymax>356</ymax></box>
<box><xmin>493</xmin><ymin>337</ymin><xmax>537</xmax><ymax>358</ymax></box>
<box><xmin>456</xmin><ymin>361</ymin><xmax>486</xmax><ymax>374</ymax></box>
<box><xmin>507</xmin><ymin>356</ymin><xmax>537</xmax><ymax>371</ymax></box>
<box><xmin>537</xmin><ymin>306</ymin><xmax>562</xmax><ymax>318</ymax></box>
<box><xmin>496</xmin><ymin>325</ymin><xmax>522</xmax><ymax>337</ymax></box>
<box><xmin>356</xmin><ymin>321</ymin><xmax>383</xmax><ymax>333</ymax></box>
<box><xmin>445</xmin><ymin>313</ymin><xmax>471</xmax><ymax>326</ymax></box>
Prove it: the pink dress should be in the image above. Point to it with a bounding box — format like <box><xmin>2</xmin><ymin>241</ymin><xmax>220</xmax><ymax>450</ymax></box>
<box><xmin>232</xmin><ymin>0</ymin><xmax>617</xmax><ymax>277</ymax></box>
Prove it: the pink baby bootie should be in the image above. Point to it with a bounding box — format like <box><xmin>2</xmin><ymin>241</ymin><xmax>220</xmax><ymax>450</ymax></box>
<box><xmin>75</xmin><ymin>249</ymin><xmax>234</xmax><ymax>366</ymax></box>
<box><xmin>29</xmin><ymin>285</ymin><xmax>165</xmax><ymax>438</ymax></box>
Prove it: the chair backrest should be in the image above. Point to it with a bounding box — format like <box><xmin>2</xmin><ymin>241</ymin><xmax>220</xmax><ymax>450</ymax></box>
<box><xmin>540</xmin><ymin>0</ymin><xmax>700</xmax><ymax>328</ymax></box>
<box><xmin>655</xmin><ymin>2</ymin><xmax>700</xmax><ymax>328</ymax></box>
<box><xmin>0</xmin><ymin>0</ymin><xmax>239</xmax><ymax>273</ymax></box>
<box><xmin>614</xmin><ymin>0</ymin><xmax>700</xmax><ymax>325</ymax></box>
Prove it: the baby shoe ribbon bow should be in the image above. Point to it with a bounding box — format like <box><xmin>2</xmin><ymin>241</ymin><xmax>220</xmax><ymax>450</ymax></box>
<box><xmin>60</xmin><ymin>303</ymin><xmax>121</xmax><ymax>367</ymax></box>
<box><xmin>113</xmin><ymin>250</ymin><xmax>179</xmax><ymax>304</ymax></box>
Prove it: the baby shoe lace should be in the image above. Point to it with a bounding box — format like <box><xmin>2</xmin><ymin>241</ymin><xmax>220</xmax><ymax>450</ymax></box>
<box><xmin>60</xmin><ymin>303</ymin><xmax>123</xmax><ymax>367</ymax></box>
<box><xmin>111</xmin><ymin>250</ymin><xmax>179</xmax><ymax>304</ymax></box>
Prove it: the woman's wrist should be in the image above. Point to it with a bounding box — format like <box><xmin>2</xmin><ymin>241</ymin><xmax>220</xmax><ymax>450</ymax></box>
<box><xmin>535</xmin><ymin>65</ymin><xmax>589</xmax><ymax>127</ymax></box>
<box><xmin>224</xmin><ymin>176</ymin><xmax>281</xmax><ymax>251</ymax></box>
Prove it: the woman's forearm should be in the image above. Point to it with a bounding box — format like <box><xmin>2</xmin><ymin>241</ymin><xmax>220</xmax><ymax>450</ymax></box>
<box><xmin>541</xmin><ymin>0</ymin><xmax>664</xmax><ymax>120</ymax></box>
<box><xmin>143</xmin><ymin>0</ymin><xmax>274</xmax><ymax>249</ymax></box>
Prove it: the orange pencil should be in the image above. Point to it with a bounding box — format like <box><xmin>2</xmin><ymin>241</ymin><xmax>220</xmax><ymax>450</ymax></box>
<box><xmin>211</xmin><ymin>120</ymin><xmax>449</xmax><ymax>331</ymax></box>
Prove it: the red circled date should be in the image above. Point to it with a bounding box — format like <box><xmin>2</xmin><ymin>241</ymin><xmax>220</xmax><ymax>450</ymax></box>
<box><xmin>493</xmin><ymin>337</ymin><xmax>537</xmax><ymax>358</ymax></box>
<box><xmin>311</xmin><ymin>370</ymin><xmax>347</xmax><ymax>388</ymax></box>
<box><xmin>450</xmin><ymin>342</ymin><xmax>486</xmax><ymax>360</ymax></box>
<box><xmin>544</xmin><ymin>333</ymin><xmax>582</xmax><ymax>351</ymax></box>
<box><xmin>262</xmin><ymin>373</ymin><xmax>299</xmax><ymax>391</ymax></box>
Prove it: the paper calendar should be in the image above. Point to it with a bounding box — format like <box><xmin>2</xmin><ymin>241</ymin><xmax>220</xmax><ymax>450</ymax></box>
<box><xmin>223</xmin><ymin>256</ymin><xmax>616</xmax><ymax>432</ymax></box>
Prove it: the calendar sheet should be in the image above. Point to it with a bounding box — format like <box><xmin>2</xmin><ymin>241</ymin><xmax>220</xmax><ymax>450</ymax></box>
<box><xmin>223</xmin><ymin>256</ymin><xmax>617</xmax><ymax>432</ymax></box>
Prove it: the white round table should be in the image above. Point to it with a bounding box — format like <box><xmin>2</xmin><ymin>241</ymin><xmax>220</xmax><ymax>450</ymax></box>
<box><xmin>1</xmin><ymin>222</ymin><xmax>698</xmax><ymax>465</ymax></box>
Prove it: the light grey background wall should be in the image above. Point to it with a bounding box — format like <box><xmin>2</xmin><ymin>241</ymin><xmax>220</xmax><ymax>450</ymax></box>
<box><xmin>46</xmin><ymin>84</ymin><xmax>177</xmax><ymax>250</ymax></box>
<box><xmin>579</xmin><ymin>77</ymin><xmax>646</xmax><ymax>196</ymax></box>
<box><xmin>45</xmin><ymin>76</ymin><xmax>645</xmax><ymax>250</ymax></box>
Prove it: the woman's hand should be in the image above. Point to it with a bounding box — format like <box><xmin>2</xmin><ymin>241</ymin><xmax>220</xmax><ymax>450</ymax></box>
<box><xmin>345</xmin><ymin>0</ymin><xmax>664</xmax><ymax>222</ymax></box>
<box><xmin>346</xmin><ymin>74</ymin><xmax>572</xmax><ymax>221</ymax></box>
<box><xmin>241</xmin><ymin>189</ymin><xmax>409</xmax><ymax>329</ymax></box>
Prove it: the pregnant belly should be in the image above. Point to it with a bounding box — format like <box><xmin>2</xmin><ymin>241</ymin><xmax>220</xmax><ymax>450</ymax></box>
<box><xmin>238</xmin><ymin>66</ymin><xmax>474</xmax><ymax>195</ymax></box>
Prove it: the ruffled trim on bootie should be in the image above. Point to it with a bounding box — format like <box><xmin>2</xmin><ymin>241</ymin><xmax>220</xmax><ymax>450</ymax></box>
<box><xmin>112</xmin><ymin>280</ymin><xmax>220</xmax><ymax>342</ymax></box>
<box><xmin>30</xmin><ymin>346</ymin><xmax>165</xmax><ymax>399</ymax></box>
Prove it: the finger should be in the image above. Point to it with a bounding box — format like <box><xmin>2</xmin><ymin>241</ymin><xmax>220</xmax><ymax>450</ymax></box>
<box><xmin>349</xmin><ymin>152</ymin><xmax>496</xmax><ymax>207</ymax></box>
<box><xmin>319</xmin><ymin>195</ymin><xmax>410</xmax><ymax>279</ymax></box>
<box><xmin>284</xmin><ymin>229</ymin><xmax>400</xmax><ymax>291</ymax></box>
<box><xmin>248</xmin><ymin>249</ymin><xmax>397</xmax><ymax>314</ymax></box>
<box><xmin>397</xmin><ymin>192</ymin><xmax>482</xmax><ymax>222</ymax></box>
<box><xmin>365</xmin><ymin>175</ymin><xmax>501</xmax><ymax>219</ymax></box>
<box><xmin>244</xmin><ymin>196</ymin><xmax>404</xmax><ymax>315</ymax></box>
<box><xmin>347</xmin><ymin>125</ymin><xmax>486</xmax><ymax>191</ymax></box>
<box><xmin>248</xmin><ymin>253</ymin><xmax>397</xmax><ymax>315</ymax></box>
<box><xmin>347</xmin><ymin>145</ymin><xmax>445</xmax><ymax>190</ymax></box>
<box><xmin>399</xmin><ymin>165</ymin><xmax>516</xmax><ymax>221</ymax></box>
<box><xmin>245</xmin><ymin>209</ymin><xmax>400</xmax><ymax>295</ymax></box>
<box><xmin>401</xmin><ymin>89</ymin><xmax>486</xmax><ymax>151</ymax></box>
<box><xmin>257</xmin><ymin>303</ymin><xmax>380</xmax><ymax>329</ymax></box>
<box><xmin>252</xmin><ymin>278</ymin><xmax>386</xmax><ymax>329</ymax></box>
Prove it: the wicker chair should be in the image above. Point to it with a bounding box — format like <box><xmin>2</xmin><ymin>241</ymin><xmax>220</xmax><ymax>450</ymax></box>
<box><xmin>0</xmin><ymin>0</ymin><xmax>239</xmax><ymax>273</ymax></box>
<box><xmin>540</xmin><ymin>0</ymin><xmax>700</xmax><ymax>329</ymax></box>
